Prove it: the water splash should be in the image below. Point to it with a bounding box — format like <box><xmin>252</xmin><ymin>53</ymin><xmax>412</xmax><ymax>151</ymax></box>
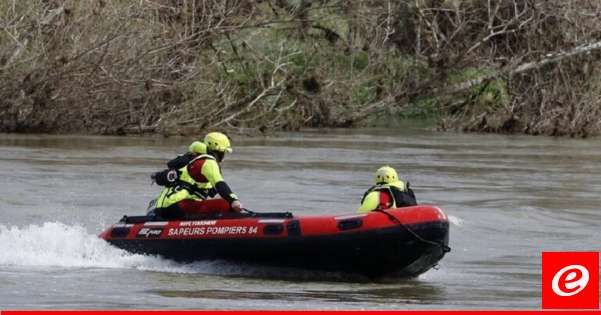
<box><xmin>447</xmin><ymin>215</ymin><xmax>464</xmax><ymax>227</ymax></box>
<box><xmin>0</xmin><ymin>222</ymin><xmax>190</xmax><ymax>272</ymax></box>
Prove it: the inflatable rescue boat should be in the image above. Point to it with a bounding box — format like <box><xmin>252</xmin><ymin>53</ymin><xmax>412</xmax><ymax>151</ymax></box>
<box><xmin>99</xmin><ymin>205</ymin><xmax>450</xmax><ymax>277</ymax></box>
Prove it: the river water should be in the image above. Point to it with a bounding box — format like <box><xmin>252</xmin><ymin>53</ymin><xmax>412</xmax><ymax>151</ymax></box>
<box><xmin>0</xmin><ymin>129</ymin><xmax>599</xmax><ymax>309</ymax></box>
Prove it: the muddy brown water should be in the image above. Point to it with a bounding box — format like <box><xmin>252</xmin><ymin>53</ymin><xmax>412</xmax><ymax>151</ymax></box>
<box><xmin>0</xmin><ymin>129</ymin><xmax>599</xmax><ymax>309</ymax></box>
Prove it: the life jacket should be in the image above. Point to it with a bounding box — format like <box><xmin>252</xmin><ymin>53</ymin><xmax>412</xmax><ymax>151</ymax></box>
<box><xmin>154</xmin><ymin>154</ymin><xmax>218</xmax><ymax>209</ymax></box>
<box><xmin>361</xmin><ymin>181</ymin><xmax>417</xmax><ymax>210</ymax></box>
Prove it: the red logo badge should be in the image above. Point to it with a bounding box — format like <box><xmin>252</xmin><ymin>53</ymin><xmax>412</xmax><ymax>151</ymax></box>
<box><xmin>542</xmin><ymin>251</ymin><xmax>599</xmax><ymax>309</ymax></box>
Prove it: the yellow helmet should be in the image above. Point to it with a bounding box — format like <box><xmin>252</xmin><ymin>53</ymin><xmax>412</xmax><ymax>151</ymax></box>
<box><xmin>374</xmin><ymin>166</ymin><xmax>398</xmax><ymax>184</ymax></box>
<box><xmin>204</xmin><ymin>132</ymin><xmax>232</xmax><ymax>153</ymax></box>
<box><xmin>188</xmin><ymin>141</ymin><xmax>207</xmax><ymax>154</ymax></box>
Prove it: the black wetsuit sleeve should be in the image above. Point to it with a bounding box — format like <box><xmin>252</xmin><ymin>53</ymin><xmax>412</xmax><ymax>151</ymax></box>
<box><xmin>215</xmin><ymin>181</ymin><xmax>238</xmax><ymax>204</ymax></box>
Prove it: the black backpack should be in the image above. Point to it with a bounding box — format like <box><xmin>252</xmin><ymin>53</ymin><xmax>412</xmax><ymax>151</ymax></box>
<box><xmin>151</xmin><ymin>152</ymin><xmax>196</xmax><ymax>187</ymax></box>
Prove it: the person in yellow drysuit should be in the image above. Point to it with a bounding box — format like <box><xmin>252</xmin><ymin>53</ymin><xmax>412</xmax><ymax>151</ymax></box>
<box><xmin>358</xmin><ymin>166</ymin><xmax>417</xmax><ymax>213</ymax></box>
<box><xmin>151</xmin><ymin>132</ymin><xmax>243</xmax><ymax>219</ymax></box>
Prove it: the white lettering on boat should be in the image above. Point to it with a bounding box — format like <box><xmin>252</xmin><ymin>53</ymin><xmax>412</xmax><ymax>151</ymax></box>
<box><xmin>167</xmin><ymin>227</ymin><xmax>205</xmax><ymax>236</ymax></box>
<box><xmin>167</xmin><ymin>225</ymin><xmax>259</xmax><ymax>237</ymax></box>
<box><xmin>178</xmin><ymin>220</ymin><xmax>217</xmax><ymax>227</ymax></box>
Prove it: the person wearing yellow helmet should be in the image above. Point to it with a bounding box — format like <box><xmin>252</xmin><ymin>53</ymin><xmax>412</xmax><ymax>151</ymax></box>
<box><xmin>150</xmin><ymin>131</ymin><xmax>242</xmax><ymax>219</ymax></box>
<box><xmin>357</xmin><ymin>166</ymin><xmax>417</xmax><ymax>213</ymax></box>
<box><xmin>188</xmin><ymin>140</ymin><xmax>207</xmax><ymax>155</ymax></box>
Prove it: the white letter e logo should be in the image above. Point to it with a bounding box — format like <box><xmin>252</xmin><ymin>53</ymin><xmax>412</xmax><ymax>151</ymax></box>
<box><xmin>552</xmin><ymin>264</ymin><xmax>590</xmax><ymax>297</ymax></box>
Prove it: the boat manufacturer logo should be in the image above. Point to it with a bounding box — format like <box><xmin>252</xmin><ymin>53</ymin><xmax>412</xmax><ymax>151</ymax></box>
<box><xmin>542</xmin><ymin>251</ymin><xmax>599</xmax><ymax>309</ymax></box>
<box><xmin>136</xmin><ymin>227</ymin><xmax>163</xmax><ymax>238</ymax></box>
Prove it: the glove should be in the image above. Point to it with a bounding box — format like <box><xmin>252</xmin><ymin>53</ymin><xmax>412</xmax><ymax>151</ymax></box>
<box><xmin>231</xmin><ymin>200</ymin><xmax>243</xmax><ymax>212</ymax></box>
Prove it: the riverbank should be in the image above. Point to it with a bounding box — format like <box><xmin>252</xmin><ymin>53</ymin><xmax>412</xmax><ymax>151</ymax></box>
<box><xmin>1</xmin><ymin>1</ymin><xmax>600</xmax><ymax>137</ymax></box>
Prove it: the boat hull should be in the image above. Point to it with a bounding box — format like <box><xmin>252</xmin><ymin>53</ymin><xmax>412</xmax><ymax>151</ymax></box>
<box><xmin>100</xmin><ymin>206</ymin><xmax>450</xmax><ymax>278</ymax></box>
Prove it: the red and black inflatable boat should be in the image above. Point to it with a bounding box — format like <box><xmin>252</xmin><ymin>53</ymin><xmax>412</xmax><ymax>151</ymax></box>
<box><xmin>99</xmin><ymin>205</ymin><xmax>450</xmax><ymax>278</ymax></box>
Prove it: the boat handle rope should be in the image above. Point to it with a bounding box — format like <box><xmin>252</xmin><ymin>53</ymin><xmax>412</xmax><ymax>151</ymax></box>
<box><xmin>374</xmin><ymin>209</ymin><xmax>451</xmax><ymax>253</ymax></box>
<box><xmin>241</xmin><ymin>208</ymin><xmax>293</xmax><ymax>218</ymax></box>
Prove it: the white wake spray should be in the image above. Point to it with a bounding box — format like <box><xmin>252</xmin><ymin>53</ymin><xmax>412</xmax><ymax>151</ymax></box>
<box><xmin>0</xmin><ymin>222</ymin><xmax>194</xmax><ymax>272</ymax></box>
<box><xmin>447</xmin><ymin>215</ymin><xmax>464</xmax><ymax>227</ymax></box>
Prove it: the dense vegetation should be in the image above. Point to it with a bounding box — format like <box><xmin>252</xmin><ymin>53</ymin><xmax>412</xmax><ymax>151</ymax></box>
<box><xmin>1</xmin><ymin>0</ymin><xmax>600</xmax><ymax>137</ymax></box>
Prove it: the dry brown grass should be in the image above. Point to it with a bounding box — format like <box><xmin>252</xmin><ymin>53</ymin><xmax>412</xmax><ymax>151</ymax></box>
<box><xmin>1</xmin><ymin>0</ymin><xmax>600</xmax><ymax>137</ymax></box>
<box><xmin>411</xmin><ymin>0</ymin><xmax>601</xmax><ymax>137</ymax></box>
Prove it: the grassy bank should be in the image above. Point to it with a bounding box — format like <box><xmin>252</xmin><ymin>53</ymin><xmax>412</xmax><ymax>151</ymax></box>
<box><xmin>1</xmin><ymin>1</ymin><xmax>600</xmax><ymax>137</ymax></box>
